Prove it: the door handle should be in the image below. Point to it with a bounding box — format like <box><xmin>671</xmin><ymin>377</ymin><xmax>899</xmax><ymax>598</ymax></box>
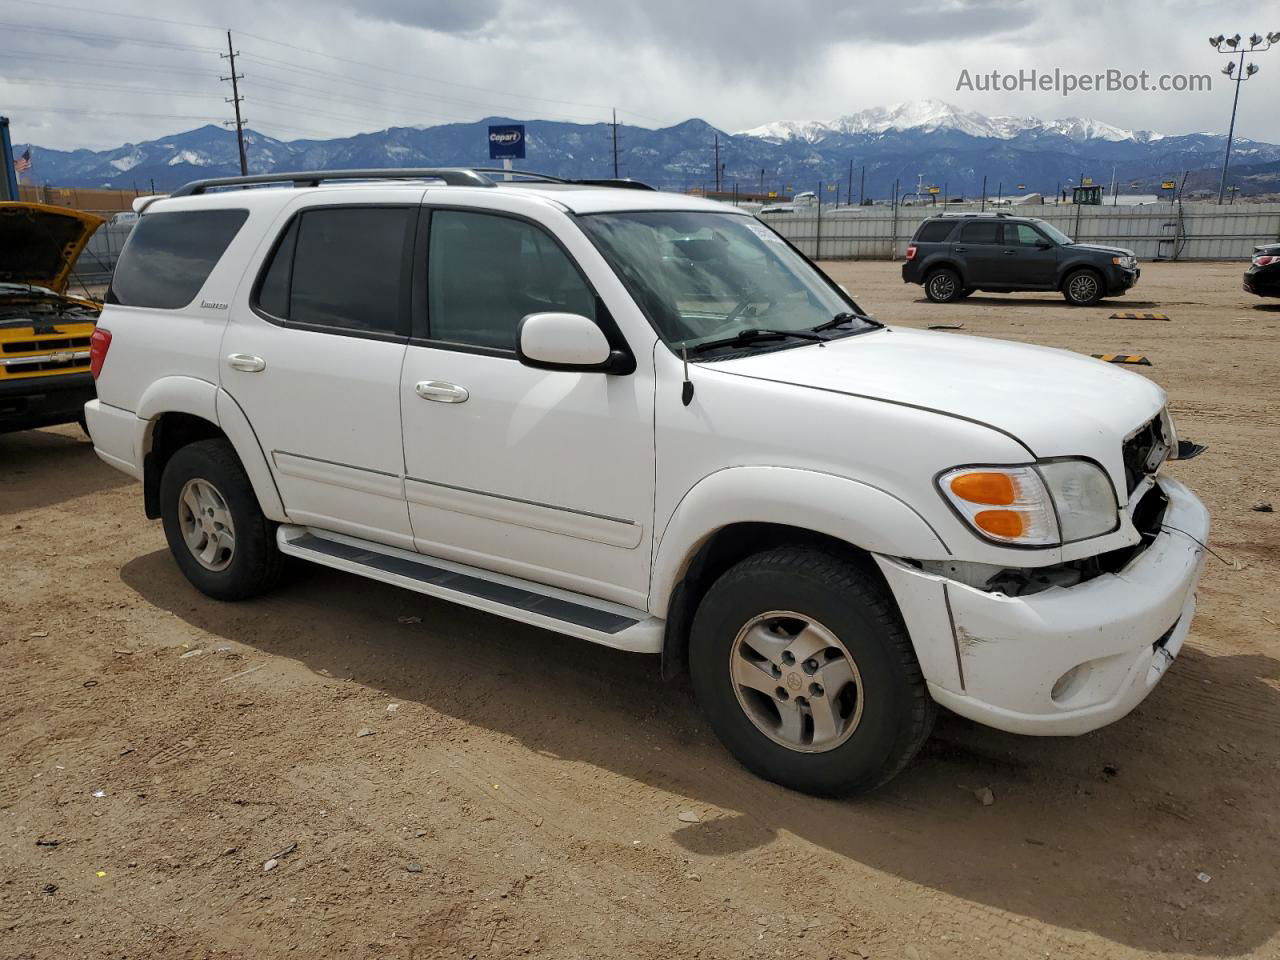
<box><xmin>415</xmin><ymin>380</ymin><xmax>469</xmax><ymax>403</ymax></box>
<box><xmin>227</xmin><ymin>353</ymin><xmax>266</xmax><ymax>373</ymax></box>
<box><xmin>1003</xmin><ymin>249</ymin><xmax>1016</xmax><ymax>255</ymax></box>
<box><xmin>953</xmin><ymin>246</ymin><xmax>967</xmax><ymax>252</ymax></box>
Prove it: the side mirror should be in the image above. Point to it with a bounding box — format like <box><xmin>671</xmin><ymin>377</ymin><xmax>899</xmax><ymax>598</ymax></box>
<box><xmin>1036</xmin><ymin>240</ymin><xmax>1053</xmax><ymax>250</ymax></box>
<box><xmin>516</xmin><ymin>312</ymin><xmax>631</xmax><ymax>373</ymax></box>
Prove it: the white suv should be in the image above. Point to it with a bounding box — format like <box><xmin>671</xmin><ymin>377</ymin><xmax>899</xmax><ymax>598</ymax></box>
<box><xmin>84</xmin><ymin>168</ymin><xmax>1209</xmax><ymax>795</ymax></box>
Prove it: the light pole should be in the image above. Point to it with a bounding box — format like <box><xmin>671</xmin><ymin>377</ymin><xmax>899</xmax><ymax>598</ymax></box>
<box><xmin>1209</xmin><ymin>31</ymin><xmax>1277</xmax><ymax>204</ymax></box>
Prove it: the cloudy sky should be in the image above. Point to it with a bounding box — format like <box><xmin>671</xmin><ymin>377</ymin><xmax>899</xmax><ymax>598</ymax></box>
<box><xmin>1</xmin><ymin>0</ymin><xmax>1271</xmax><ymax>151</ymax></box>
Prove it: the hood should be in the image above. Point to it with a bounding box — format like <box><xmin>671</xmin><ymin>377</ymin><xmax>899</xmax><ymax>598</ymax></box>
<box><xmin>1069</xmin><ymin>242</ymin><xmax>1136</xmax><ymax>258</ymax></box>
<box><xmin>0</xmin><ymin>202</ymin><xmax>105</xmax><ymax>294</ymax></box>
<box><xmin>712</xmin><ymin>327</ymin><xmax>1165</xmax><ymax>488</ymax></box>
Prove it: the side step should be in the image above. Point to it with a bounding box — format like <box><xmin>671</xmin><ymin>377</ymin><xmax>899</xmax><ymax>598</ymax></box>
<box><xmin>276</xmin><ymin>525</ymin><xmax>663</xmax><ymax>654</ymax></box>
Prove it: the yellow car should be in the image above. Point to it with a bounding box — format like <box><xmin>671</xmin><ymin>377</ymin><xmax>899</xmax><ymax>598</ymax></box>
<box><xmin>0</xmin><ymin>202</ymin><xmax>104</xmax><ymax>434</ymax></box>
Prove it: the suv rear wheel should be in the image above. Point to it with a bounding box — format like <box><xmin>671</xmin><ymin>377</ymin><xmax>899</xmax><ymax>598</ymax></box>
<box><xmin>1063</xmin><ymin>268</ymin><xmax>1104</xmax><ymax>306</ymax></box>
<box><xmin>688</xmin><ymin>546</ymin><xmax>935</xmax><ymax>795</ymax></box>
<box><xmin>160</xmin><ymin>438</ymin><xmax>283</xmax><ymax>601</ymax></box>
<box><xmin>924</xmin><ymin>268</ymin><xmax>962</xmax><ymax>303</ymax></box>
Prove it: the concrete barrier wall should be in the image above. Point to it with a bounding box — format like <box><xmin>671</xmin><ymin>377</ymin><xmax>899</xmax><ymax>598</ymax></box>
<box><xmin>761</xmin><ymin>203</ymin><xmax>1280</xmax><ymax>262</ymax></box>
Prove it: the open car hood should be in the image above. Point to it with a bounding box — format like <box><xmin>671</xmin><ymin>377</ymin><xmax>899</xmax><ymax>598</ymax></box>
<box><xmin>0</xmin><ymin>202</ymin><xmax>105</xmax><ymax>294</ymax></box>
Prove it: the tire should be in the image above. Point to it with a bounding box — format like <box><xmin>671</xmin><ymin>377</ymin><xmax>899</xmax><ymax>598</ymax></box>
<box><xmin>1062</xmin><ymin>268</ymin><xmax>1104</xmax><ymax>306</ymax></box>
<box><xmin>160</xmin><ymin>438</ymin><xmax>283</xmax><ymax>601</ymax></box>
<box><xmin>688</xmin><ymin>546</ymin><xmax>935</xmax><ymax>796</ymax></box>
<box><xmin>924</xmin><ymin>268</ymin><xmax>962</xmax><ymax>303</ymax></box>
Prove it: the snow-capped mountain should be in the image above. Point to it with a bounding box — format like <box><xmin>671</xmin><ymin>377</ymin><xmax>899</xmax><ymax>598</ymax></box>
<box><xmin>739</xmin><ymin>99</ymin><xmax>1162</xmax><ymax>145</ymax></box>
<box><xmin>17</xmin><ymin>106</ymin><xmax>1279</xmax><ymax>197</ymax></box>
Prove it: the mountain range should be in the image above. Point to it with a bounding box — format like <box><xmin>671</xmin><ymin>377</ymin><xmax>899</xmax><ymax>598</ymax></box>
<box><xmin>16</xmin><ymin>99</ymin><xmax>1280</xmax><ymax>199</ymax></box>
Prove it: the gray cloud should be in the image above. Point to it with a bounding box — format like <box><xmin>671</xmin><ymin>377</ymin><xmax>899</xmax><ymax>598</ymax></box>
<box><xmin>0</xmin><ymin>0</ymin><xmax>1264</xmax><ymax>155</ymax></box>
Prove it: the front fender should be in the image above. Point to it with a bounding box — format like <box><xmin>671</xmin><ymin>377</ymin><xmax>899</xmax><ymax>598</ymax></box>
<box><xmin>649</xmin><ymin>465</ymin><xmax>951</xmax><ymax>614</ymax></box>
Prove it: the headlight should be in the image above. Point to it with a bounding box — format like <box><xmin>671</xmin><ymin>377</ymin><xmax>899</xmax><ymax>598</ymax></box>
<box><xmin>939</xmin><ymin>460</ymin><xmax>1119</xmax><ymax>547</ymax></box>
<box><xmin>1111</xmin><ymin>255</ymin><xmax>1137</xmax><ymax>269</ymax></box>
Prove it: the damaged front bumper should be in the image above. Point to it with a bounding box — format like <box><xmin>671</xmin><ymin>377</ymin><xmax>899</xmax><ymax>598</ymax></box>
<box><xmin>875</xmin><ymin>476</ymin><xmax>1209</xmax><ymax>736</ymax></box>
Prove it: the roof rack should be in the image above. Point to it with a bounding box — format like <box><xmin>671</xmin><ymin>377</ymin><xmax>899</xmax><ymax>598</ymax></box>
<box><xmin>170</xmin><ymin>168</ymin><xmax>497</xmax><ymax>197</ymax></box>
<box><xmin>169</xmin><ymin>167</ymin><xmax>656</xmax><ymax>198</ymax></box>
<box><xmin>470</xmin><ymin>168</ymin><xmax>656</xmax><ymax>191</ymax></box>
<box><xmin>936</xmin><ymin>210</ymin><xmax>1014</xmax><ymax>218</ymax></box>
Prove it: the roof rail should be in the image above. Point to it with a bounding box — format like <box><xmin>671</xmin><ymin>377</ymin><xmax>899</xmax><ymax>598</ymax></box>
<box><xmin>935</xmin><ymin>210</ymin><xmax>1013</xmax><ymax>218</ymax></box>
<box><xmin>169</xmin><ymin>167</ymin><xmax>496</xmax><ymax>197</ymax></box>
<box><xmin>169</xmin><ymin>166</ymin><xmax>658</xmax><ymax>199</ymax></box>
<box><xmin>469</xmin><ymin>167</ymin><xmax>656</xmax><ymax>191</ymax></box>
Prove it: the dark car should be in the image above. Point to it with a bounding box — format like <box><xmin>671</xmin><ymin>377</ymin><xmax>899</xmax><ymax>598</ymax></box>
<box><xmin>1243</xmin><ymin>244</ymin><xmax>1280</xmax><ymax>298</ymax></box>
<box><xmin>902</xmin><ymin>212</ymin><xmax>1140</xmax><ymax>306</ymax></box>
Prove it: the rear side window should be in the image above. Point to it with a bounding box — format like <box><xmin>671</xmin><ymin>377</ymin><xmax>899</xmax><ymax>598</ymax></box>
<box><xmin>107</xmin><ymin>209</ymin><xmax>248</xmax><ymax>309</ymax></box>
<box><xmin>914</xmin><ymin>220</ymin><xmax>955</xmax><ymax>243</ymax></box>
<box><xmin>959</xmin><ymin>221</ymin><xmax>1001</xmax><ymax>244</ymax></box>
<box><xmin>254</xmin><ymin>207</ymin><xmax>414</xmax><ymax>336</ymax></box>
<box><xmin>427</xmin><ymin>210</ymin><xmax>598</xmax><ymax>351</ymax></box>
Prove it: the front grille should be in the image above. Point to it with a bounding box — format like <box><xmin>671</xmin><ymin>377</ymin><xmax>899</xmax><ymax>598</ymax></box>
<box><xmin>1</xmin><ymin>356</ymin><xmax>88</xmax><ymax>375</ymax></box>
<box><xmin>2</xmin><ymin>336</ymin><xmax>92</xmax><ymax>353</ymax></box>
<box><xmin>1120</xmin><ymin>416</ymin><xmax>1167</xmax><ymax>494</ymax></box>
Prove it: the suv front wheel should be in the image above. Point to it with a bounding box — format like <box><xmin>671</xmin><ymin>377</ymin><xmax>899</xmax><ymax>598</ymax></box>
<box><xmin>1063</xmin><ymin>268</ymin><xmax>1104</xmax><ymax>306</ymax></box>
<box><xmin>160</xmin><ymin>438</ymin><xmax>283</xmax><ymax>601</ymax></box>
<box><xmin>688</xmin><ymin>546</ymin><xmax>935</xmax><ymax>795</ymax></box>
<box><xmin>924</xmin><ymin>268</ymin><xmax>963</xmax><ymax>303</ymax></box>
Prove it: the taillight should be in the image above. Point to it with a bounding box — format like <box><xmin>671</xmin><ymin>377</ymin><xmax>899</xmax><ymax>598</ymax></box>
<box><xmin>905</xmin><ymin>245</ymin><xmax>918</xmax><ymax>261</ymax></box>
<box><xmin>1255</xmin><ymin>255</ymin><xmax>1278</xmax><ymax>267</ymax></box>
<box><xmin>89</xmin><ymin>328</ymin><xmax>112</xmax><ymax>380</ymax></box>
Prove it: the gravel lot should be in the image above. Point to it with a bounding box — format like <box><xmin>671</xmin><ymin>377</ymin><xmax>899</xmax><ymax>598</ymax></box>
<box><xmin>2</xmin><ymin>260</ymin><xmax>1278</xmax><ymax>960</ymax></box>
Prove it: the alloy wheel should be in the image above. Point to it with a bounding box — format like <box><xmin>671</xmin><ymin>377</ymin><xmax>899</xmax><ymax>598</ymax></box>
<box><xmin>728</xmin><ymin>611</ymin><xmax>865</xmax><ymax>753</ymax></box>
<box><xmin>178</xmin><ymin>477</ymin><xmax>236</xmax><ymax>572</ymax></box>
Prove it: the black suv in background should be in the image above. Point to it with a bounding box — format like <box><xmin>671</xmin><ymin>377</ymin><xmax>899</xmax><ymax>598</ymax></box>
<box><xmin>902</xmin><ymin>212</ymin><xmax>1140</xmax><ymax>306</ymax></box>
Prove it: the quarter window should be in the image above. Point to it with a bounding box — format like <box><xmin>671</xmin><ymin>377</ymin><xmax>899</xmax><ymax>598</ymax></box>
<box><xmin>255</xmin><ymin>207</ymin><xmax>413</xmax><ymax>336</ymax></box>
<box><xmin>427</xmin><ymin>210</ymin><xmax>598</xmax><ymax>351</ymax></box>
<box><xmin>914</xmin><ymin>220</ymin><xmax>956</xmax><ymax>243</ymax></box>
<box><xmin>107</xmin><ymin>209</ymin><xmax>248</xmax><ymax>309</ymax></box>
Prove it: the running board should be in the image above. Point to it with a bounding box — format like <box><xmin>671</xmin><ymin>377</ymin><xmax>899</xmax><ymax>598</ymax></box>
<box><xmin>276</xmin><ymin>525</ymin><xmax>663</xmax><ymax>654</ymax></box>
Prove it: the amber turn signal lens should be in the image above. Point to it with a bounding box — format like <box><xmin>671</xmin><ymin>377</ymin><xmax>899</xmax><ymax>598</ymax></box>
<box><xmin>974</xmin><ymin>509</ymin><xmax>1025</xmax><ymax>538</ymax></box>
<box><xmin>949</xmin><ymin>471</ymin><xmax>1016</xmax><ymax>505</ymax></box>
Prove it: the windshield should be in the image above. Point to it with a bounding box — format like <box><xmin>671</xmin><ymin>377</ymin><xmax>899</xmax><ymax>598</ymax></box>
<box><xmin>578</xmin><ymin>211</ymin><xmax>874</xmax><ymax>353</ymax></box>
<box><xmin>1032</xmin><ymin>219</ymin><xmax>1073</xmax><ymax>245</ymax></box>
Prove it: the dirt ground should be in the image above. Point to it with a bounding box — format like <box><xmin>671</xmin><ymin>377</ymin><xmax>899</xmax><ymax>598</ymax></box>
<box><xmin>3</xmin><ymin>261</ymin><xmax>1279</xmax><ymax>960</ymax></box>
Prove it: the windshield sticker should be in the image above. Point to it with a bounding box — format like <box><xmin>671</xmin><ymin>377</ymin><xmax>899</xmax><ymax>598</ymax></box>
<box><xmin>745</xmin><ymin>222</ymin><xmax>786</xmax><ymax>244</ymax></box>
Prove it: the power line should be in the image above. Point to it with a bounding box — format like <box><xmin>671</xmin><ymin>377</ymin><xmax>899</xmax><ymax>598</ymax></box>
<box><xmin>4</xmin><ymin>50</ymin><xmax>217</xmax><ymax>78</ymax></box>
<box><xmin>1</xmin><ymin>2</ymin><xmax>672</xmax><ymax>125</ymax></box>
<box><xmin>237</xmin><ymin>53</ymin><xmax>612</xmax><ymax>125</ymax></box>
<box><xmin>3</xmin><ymin>105</ymin><xmax>225</xmax><ymax>121</ymax></box>
<box><xmin>0</xmin><ymin>21</ymin><xmax>220</xmax><ymax>53</ymax></box>
<box><xmin>0</xmin><ymin>78</ymin><xmax>220</xmax><ymax>99</ymax></box>
<box><xmin>245</xmin><ymin>77</ymin><xmax>488</xmax><ymax>126</ymax></box>
<box><xmin>5</xmin><ymin>0</ymin><xmax>225</xmax><ymax>32</ymax></box>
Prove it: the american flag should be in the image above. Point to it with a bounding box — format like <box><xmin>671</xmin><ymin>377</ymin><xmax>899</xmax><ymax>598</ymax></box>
<box><xmin>15</xmin><ymin>148</ymin><xmax>32</xmax><ymax>174</ymax></box>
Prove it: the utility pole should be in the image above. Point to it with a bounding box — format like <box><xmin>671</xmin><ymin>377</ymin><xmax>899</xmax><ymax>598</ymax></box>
<box><xmin>859</xmin><ymin>164</ymin><xmax>865</xmax><ymax>205</ymax></box>
<box><xmin>759</xmin><ymin>168</ymin><xmax>765</xmax><ymax>198</ymax></box>
<box><xmin>846</xmin><ymin>159</ymin><xmax>853</xmax><ymax>209</ymax></box>
<box><xmin>611</xmin><ymin>108</ymin><xmax>619</xmax><ymax>178</ymax></box>
<box><xmin>980</xmin><ymin>175</ymin><xmax>987</xmax><ymax>212</ymax></box>
<box><xmin>713</xmin><ymin>134</ymin><xmax>720</xmax><ymax>193</ymax></box>
<box><xmin>220</xmin><ymin>30</ymin><xmax>248</xmax><ymax>176</ymax></box>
